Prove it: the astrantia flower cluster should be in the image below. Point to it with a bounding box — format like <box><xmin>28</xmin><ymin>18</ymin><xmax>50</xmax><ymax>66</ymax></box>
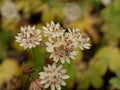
<box><xmin>43</xmin><ymin>21</ymin><xmax>91</xmax><ymax>64</ymax></box>
<box><xmin>15</xmin><ymin>21</ymin><xmax>91</xmax><ymax>90</ymax></box>
<box><xmin>15</xmin><ymin>26</ymin><xmax>42</xmax><ymax>49</ymax></box>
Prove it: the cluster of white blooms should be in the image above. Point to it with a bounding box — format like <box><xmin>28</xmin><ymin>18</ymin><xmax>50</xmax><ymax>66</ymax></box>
<box><xmin>63</xmin><ymin>3</ymin><xmax>80</xmax><ymax>21</ymax></box>
<box><xmin>1</xmin><ymin>1</ymin><xmax>20</xmax><ymax>21</ymax></box>
<box><xmin>15</xmin><ymin>26</ymin><xmax>42</xmax><ymax>49</ymax></box>
<box><xmin>43</xmin><ymin>21</ymin><xmax>90</xmax><ymax>64</ymax></box>
<box><xmin>15</xmin><ymin>21</ymin><xmax>91</xmax><ymax>90</ymax></box>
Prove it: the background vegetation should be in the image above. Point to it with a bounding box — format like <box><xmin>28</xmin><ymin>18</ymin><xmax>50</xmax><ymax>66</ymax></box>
<box><xmin>0</xmin><ymin>0</ymin><xmax>120</xmax><ymax>90</ymax></box>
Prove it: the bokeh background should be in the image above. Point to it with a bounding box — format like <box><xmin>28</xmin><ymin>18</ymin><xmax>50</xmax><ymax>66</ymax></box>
<box><xmin>0</xmin><ymin>0</ymin><xmax>120</xmax><ymax>90</ymax></box>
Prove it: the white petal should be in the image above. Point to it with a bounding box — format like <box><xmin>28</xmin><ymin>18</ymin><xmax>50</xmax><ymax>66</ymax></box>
<box><xmin>39</xmin><ymin>72</ymin><xmax>47</xmax><ymax>76</ymax></box>
<box><xmin>45</xmin><ymin>42</ymin><xmax>52</xmax><ymax>47</ymax></box>
<box><xmin>39</xmin><ymin>75</ymin><xmax>45</xmax><ymax>79</ymax></box>
<box><xmin>71</xmin><ymin>51</ymin><xmax>77</xmax><ymax>55</ymax></box>
<box><xmin>56</xmin><ymin>84</ymin><xmax>61</xmax><ymax>90</ymax></box>
<box><xmin>20</xmin><ymin>43</ymin><xmax>24</xmax><ymax>46</ymax></box>
<box><xmin>50</xmin><ymin>53</ymin><xmax>54</xmax><ymax>58</ymax></box>
<box><xmin>62</xmin><ymin>75</ymin><xmax>70</xmax><ymax>79</ymax></box>
<box><xmin>56</xmin><ymin>65</ymin><xmax>63</xmax><ymax>71</ymax></box>
<box><xmin>23</xmin><ymin>45</ymin><xmax>28</xmax><ymax>49</ymax></box>
<box><xmin>42</xmin><ymin>26</ymin><xmax>48</xmax><ymax>31</ymax></box>
<box><xmin>32</xmin><ymin>25</ymin><xmax>35</xmax><ymax>29</ymax></box>
<box><xmin>44</xmin><ymin>83</ymin><xmax>50</xmax><ymax>88</ymax></box>
<box><xmin>21</xmin><ymin>26</ymin><xmax>24</xmax><ymax>32</ymax></box>
<box><xmin>56</xmin><ymin>23</ymin><xmax>60</xmax><ymax>27</ymax></box>
<box><xmin>65</xmin><ymin>57</ymin><xmax>70</xmax><ymax>63</ymax></box>
<box><xmin>46</xmin><ymin>47</ymin><xmax>54</xmax><ymax>52</ymax></box>
<box><xmin>28</xmin><ymin>25</ymin><xmax>31</xmax><ymax>30</ymax></box>
<box><xmin>53</xmin><ymin>56</ymin><xmax>59</xmax><ymax>63</ymax></box>
<box><xmin>47</xmin><ymin>23</ymin><xmax>50</xmax><ymax>27</ymax></box>
<box><xmin>61</xmin><ymin>80</ymin><xmax>66</xmax><ymax>86</ymax></box>
<box><xmin>51</xmin><ymin>21</ymin><xmax>55</xmax><ymax>26</ymax></box>
<box><xmin>15</xmin><ymin>36</ymin><xmax>21</xmax><ymax>41</ymax></box>
<box><xmin>61</xmin><ymin>69</ymin><xmax>67</xmax><ymax>74</ymax></box>
<box><xmin>79</xmin><ymin>46</ymin><xmax>84</xmax><ymax>50</ymax></box>
<box><xmin>84</xmin><ymin>46</ymin><xmax>90</xmax><ymax>49</ymax></box>
<box><xmin>51</xmin><ymin>84</ymin><xmax>55</xmax><ymax>90</ymax></box>
<box><xmin>44</xmin><ymin>66</ymin><xmax>48</xmax><ymax>71</ymax></box>
<box><xmin>48</xmin><ymin>64</ymin><xmax>52</xmax><ymax>70</ymax></box>
<box><xmin>40</xmin><ymin>79</ymin><xmax>48</xmax><ymax>84</ymax></box>
<box><xmin>52</xmin><ymin>63</ymin><xmax>56</xmax><ymax>70</ymax></box>
<box><xmin>36</xmin><ymin>29</ymin><xmax>40</xmax><ymax>34</ymax></box>
<box><xmin>61</xmin><ymin>59</ymin><xmax>65</xmax><ymax>64</ymax></box>
<box><xmin>70</xmin><ymin>55</ymin><xmax>75</xmax><ymax>59</ymax></box>
<box><xmin>86</xmin><ymin>43</ymin><xmax>91</xmax><ymax>46</ymax></box>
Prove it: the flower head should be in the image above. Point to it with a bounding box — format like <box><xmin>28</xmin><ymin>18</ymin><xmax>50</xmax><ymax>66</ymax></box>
<box><xmin>78</xmin><ymin>33</ymin><xmax>91</xmax><ymax>50</ymax></box>
<box><xmin>15</xmin><ymin>26</ymin><xmax>42</xmax><ymax>49</ymax></box>
<box><xmin>1</xmin><ymin>1</ymin><xmax>20</xmax><ymax>21</ymax></box>
<box><xmin>68</xmin><ymin>28</ymin><xmax>91</xmax><ymax>50</ymax></box>
<box><xmin>46</xmin><ymin>32</ymin><xmax>78</xmax><ymax>64</ymax></box>
<box><xmin>39</xmin><ymin>63</ymin><xmax>69</xmax><ymax>90</ymax></box>
<box><xmin>63</xmin><ymin>3</ymin><xmax>80</xmax><ymax>21</ymax></box>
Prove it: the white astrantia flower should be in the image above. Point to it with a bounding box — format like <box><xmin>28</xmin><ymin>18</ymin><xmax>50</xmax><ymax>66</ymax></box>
<box><xmin>39</xmin><ymin>63</ymin><xmax>69</xmax><ymax>90</ymax></box>
<box><xmin>68</xmin><ymin>28</ymin><xmax>91</xmax><ymax>50</ymax></box>
<box><xmin>42</xmin><ymin>21</ymin><xmax>65</xmax><ymax>38</ymax></box>
<box><xmin>15</xmin><ymin>25</ymin><xmax>42</xmax><ymax>49</ymax></box>
<box><xmin>1</xmin><ymin>1</ymin><xmax>20</xmax><ymax>21</ymax></box>
<box><xmin>63</xmin><ymin>3</ymin><xmax>80</xmax><ymax>21</ymax></box>
<box><xmin>46</xmin><ymin>32</ymin><xmax>78</xmax><ymax>64</ymax></box>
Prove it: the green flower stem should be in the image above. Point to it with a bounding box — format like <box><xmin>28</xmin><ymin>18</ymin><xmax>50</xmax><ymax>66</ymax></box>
<box><xmin>22</xmin><ymin>75</ymin><xmax>30</xmax><ymax>90</ymax></box>
<box><xmin>32</xmin><ymin>47</ymin><xmax>43</xmax><ymax>71</ymax></box>
<box><xmin>32</xmin><ymin>48</ymin><xmax>36</xmax><ymax>60</ymax></box>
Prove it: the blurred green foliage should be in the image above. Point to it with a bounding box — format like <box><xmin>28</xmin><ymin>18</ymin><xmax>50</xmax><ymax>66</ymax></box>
<box><xmin>102</xmin><ymin>0</ymin><xmax>120</xmax><ymax>43</ymax></box>
<box><xmin>0</xmin><ymin>30</ymin><xmax>12</xmax><ymax>60</ymax></box>
<box><xmin>0</xmin><ymin>0</ymin><xmax>120</xmax><ymax>90</ymax></box>
<box><xmin>109</xmin><ymin>67</ymin><xmax>120</xmax><ymax>89</ymax></box>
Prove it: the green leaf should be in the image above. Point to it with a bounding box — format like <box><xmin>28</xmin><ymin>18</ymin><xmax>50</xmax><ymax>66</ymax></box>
<box><xmin>78</xmin><ymin>70</ymin><xmax>91</xmax><ymax>90</ymax></box>
<box><xmin>109</xmin><ymin>48</ymin><xmax>120</xmax><ymax>71</ymax></box>
<box><xmin>63</xmin><ymin>61</ymin><xmax>77</xmax><ymax>89</ymax></box>
<box><xmin>0</xmin><ymin>30</ymin><xmax>12</xmax><ymax>46</ymax></box>
<box><xmin>89</xmin><ymin>59</ymin><xmax>108</xmax><ymax>76</ymax></box>
<box><xmin>78</xmin><ymin>69</ymin><xmax>103</xmax><ymax>89</ymax></box>
<box><xmin>91</xmin><ymin>75</ymin><xmax>103</xmax><ymax>88</ymax></box>
<box><xmin>115</xmin><ymin>67</ymin><xmax>120</xmax><ymax>79</ymax></box>
<box><xmin>109</xmin><ymin>78</ymin><xmax>120</xmax><ymax>89</ymax></box>
<box><xmin>0</xmin><ymin>30</ymin><xmax>12</xmax><ymax>60</ymax></box>
<box><xmin>90</xmin><ymin>46</ymin><xmax>120</xmax><ymax>72</ymax></box>
<box><xmin>101</xmin><ymin>0</ymin><xmax>120</xmax><ymax>42</ymax></box>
